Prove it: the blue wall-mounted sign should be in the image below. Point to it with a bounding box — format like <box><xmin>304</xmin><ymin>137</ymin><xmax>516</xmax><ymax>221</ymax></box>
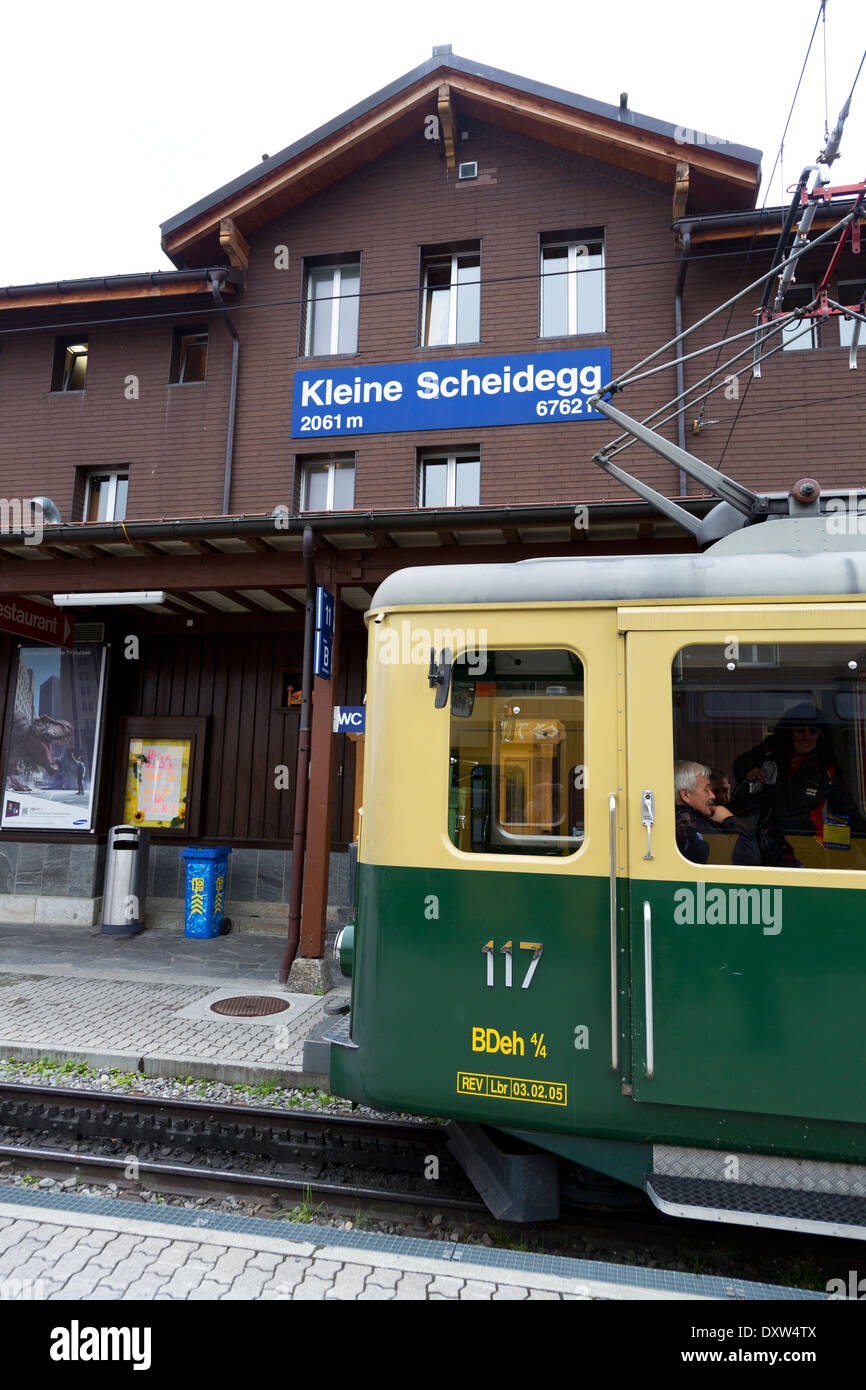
<box><xmin>333</xmin><ymin>705</ymin><xmax>366</xmax><ymax>733</ymax></box>
<box><xmin>316</xmin><ymin>586</ymin><xmax>335</xmax><ymax>636</ymax></box>
<box><xmin>314</xmin><ymin>630</ymin><xmax>333</xmax><ymax>680</ymax></box>
<box><xmin>291</xmin><ymin>349</ymin><xmax>611</xmax><ymax>439</ymax></box>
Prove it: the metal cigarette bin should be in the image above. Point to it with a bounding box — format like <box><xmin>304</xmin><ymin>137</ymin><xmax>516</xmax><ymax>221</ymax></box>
<box><xmin>100</xmin><ymin>824</ymin><xmax>150</xmax><ymax>935</ymax></box>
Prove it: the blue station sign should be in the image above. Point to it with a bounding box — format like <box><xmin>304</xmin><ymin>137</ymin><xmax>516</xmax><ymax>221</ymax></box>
<box><xmin>332</xmin><ymin>705</ymin><xmax>366</xmax><ymax>733</ymax></box>
<box><xmin>291</xmin><ymin>349</ymin><xmax>611</xmax><ymax>439</ymax></box>
<box><xmin>316</xmin><ymin>586</ymin><xmax>335</xmax><ymax>636</ymax></box>
<box><xmin>314</xmin><ymin>630</ymin><xmax>333</xmax><ymax>680</ymax></box>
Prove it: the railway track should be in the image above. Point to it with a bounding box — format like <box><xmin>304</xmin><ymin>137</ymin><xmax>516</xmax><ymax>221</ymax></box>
<box><xmin>0</xmin><ymin>1082</ymin><xmax>853</xmax><ymax>1291</ymax></box>
<box><xmin>0</xmin><ymin>1082</ymin><xmax>483</xmax><ymax>1213</ymax></box>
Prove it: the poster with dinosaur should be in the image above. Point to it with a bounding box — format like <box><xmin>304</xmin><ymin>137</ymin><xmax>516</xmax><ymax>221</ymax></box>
<box><xmin>2</xmin><ymin>645</ymin><xmax>107</xmax><ymax>830</ymax></box>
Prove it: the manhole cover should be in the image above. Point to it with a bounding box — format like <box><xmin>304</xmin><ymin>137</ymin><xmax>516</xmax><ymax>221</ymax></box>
<box><xmin>209</xmin><ymin>995</ymin><xmax>291</xmax><ymax>1018</ymax></box>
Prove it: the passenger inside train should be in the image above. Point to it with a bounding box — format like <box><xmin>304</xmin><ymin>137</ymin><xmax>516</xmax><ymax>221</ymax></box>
<box><xmin>672</xmin><ymin>641</ymin><xmax>866</xmax><ymax>869</ymax></box>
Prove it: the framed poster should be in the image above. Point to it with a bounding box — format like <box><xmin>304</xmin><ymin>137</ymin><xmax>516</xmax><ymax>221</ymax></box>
<box><xmin>2</xmin><ymin>645</ymin><xmax>108</xmax><ymax>831</ymax></box>
<box><xmin>114</xmin><ymin>717</ymin><xmax>207</xmax><ymax>836</ymax></box>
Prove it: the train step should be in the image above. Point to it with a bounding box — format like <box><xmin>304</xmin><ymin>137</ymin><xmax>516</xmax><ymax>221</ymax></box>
<box><xmin>647</xmin><ymin>1173</ymin><xmax>866</xmax><ymax>1240</ymax></box>
<box><xmin>303</xmin><ymin>1010</ymin><xmax>354</xmax><ymax>1074</ymax></box>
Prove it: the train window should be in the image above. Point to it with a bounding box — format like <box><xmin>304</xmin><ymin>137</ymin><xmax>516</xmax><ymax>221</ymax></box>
<box><xmin>672</xmin><ymin>641</ymin><xmax>866</xmax><ymax>871</ymax></box>
<box><xmin>449</xmin><ymin>649</ymin><xmax>584</xmax><ymax>857</ymax></box>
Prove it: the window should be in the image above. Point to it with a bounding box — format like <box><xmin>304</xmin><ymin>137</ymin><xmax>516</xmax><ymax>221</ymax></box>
<box><xmin>83</xmin><ymin>471</ymin><xmax>128</xmax><ymax>522</ymax></box>
<box><xmin>302</xmin><ymin>258</ymin><xmax>360</xmax><ymax>356</ymax></box>
<box><xmin>51</xmin><ymin>336</ymin><xmax>88</xmax><ymax>392</ymax></box>
<box><xmin>540</xmin><ymin>230</ymin><xmax>605</xmax><ymax>337</ymax></box>
<box><xmin>449</xmin><ymin>649</ymin><xmax>585</xmax><ymax>857</ymax></box>
<box><xmin>780</xmin><ymin>284</ymin><xmax>818</xmax><ymax>350</ymax></box>
<box><xmin>170</xmin><ymin>326</ymin><xmax>208</xmax><ymax>383</ymax></box>
<box><xmin>419</xmin><ymin>450</ymin><xmax>480</xmax><ymax>507</ymax></box>
<box><xmin>672</xmin><ymin>641</ymin><xmax>866</xmax><ymax>871</ymax></box>
<box><xmin>838</xmin><ymin>281</ymin><xmax>866</xmax><ymax>347</ymax></box>
<box><xmin>420</xmin><ymin>244</ymin><xmax>480</xmax><ymax>345</ymax></box>
<box><xmin>300</xmin><ymin>454</ymin><xmax>355</xmax><ymax>511</ymax></box>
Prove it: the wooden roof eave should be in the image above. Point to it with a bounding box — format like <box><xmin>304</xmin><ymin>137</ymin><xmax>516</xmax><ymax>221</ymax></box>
<box><xmin>162</xmin><ymin>68</ymin><xmax>760</xmax><ymax>263</ymax></box>
<box><xmin>0</xmin><ymin>278</ymin><xmax>238</xmax><ymax>315</ymax></box>
<box><xmin>161</xmin><ymin>76</ymin><xmax>437</xmax><ymax>262</ymax></box>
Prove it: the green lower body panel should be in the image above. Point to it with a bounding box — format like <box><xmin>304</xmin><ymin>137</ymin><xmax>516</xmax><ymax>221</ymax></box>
<box><xmin>330</xmin><ymin>863</ymin><xmax>866</xmax><ymax>1188</ymax></box>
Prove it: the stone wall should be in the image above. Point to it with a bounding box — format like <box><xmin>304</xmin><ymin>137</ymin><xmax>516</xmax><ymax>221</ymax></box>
<box><xmin>0</xmin><ymin>842</ymin><xmax>351</xmax><ymax>936</ymax></box>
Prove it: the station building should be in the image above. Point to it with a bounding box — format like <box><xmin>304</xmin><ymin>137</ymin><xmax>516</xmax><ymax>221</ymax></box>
<box><xmin>0</xmin><ymin>47</ymin><xmax>864</xmax><ymax>979</ymax></box>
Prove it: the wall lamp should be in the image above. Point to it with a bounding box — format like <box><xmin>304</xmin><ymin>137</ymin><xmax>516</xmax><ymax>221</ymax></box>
<box><xmin>52</xmin><ymin>591</ymin><xmax>166</xmax><ymax>607</ymax></box>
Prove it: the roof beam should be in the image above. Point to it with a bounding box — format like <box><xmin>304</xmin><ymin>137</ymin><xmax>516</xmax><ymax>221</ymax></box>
<box><xmin>259</xmin><ymin>586</ymin><xmax>303</xmax><ymax>611</ymax></box>
<box><xmin>219</xmin><ymin>216</ymin><xmax>250</xmax><ymax>270</ymax></box>
<box><xmin>214</xmin><ymin>588</ymin><xmax>258</xmax><ymax>612</ymax></box>
<box><xmin>437</xmin><ymin>84</ymin><xmax>457</xmax><ymax>169</ymax></box>
<box><xmin>673</xmin><ymin>160</ymin><xmax>689</xmax><ymax>222</ymax></box>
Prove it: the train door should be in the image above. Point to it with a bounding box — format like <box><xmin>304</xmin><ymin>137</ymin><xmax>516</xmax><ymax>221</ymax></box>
<box><xmin>340</xmin><ymin>603</ymin><xmax>625</xmax><ymax>1132</ymax></box>
<box><xmin>623</xmin><ymin>604</ymin><xmax>866</xmax><ymax>1124</ymax></box>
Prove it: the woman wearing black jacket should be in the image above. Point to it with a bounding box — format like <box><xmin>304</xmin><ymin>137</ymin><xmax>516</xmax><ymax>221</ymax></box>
<box><xmin>732</xmin><ymin>701</ymin><xmax>856</xmax><ymax>849</ymax></box>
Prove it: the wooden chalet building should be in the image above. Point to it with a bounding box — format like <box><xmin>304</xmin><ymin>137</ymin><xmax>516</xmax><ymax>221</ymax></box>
<box><xmin>0</xmin><ymin>47</ymin><xmax>863</xmax><ymax>981</ymax></box>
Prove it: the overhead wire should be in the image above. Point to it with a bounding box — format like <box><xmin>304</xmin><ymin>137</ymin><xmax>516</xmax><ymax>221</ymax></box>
<box><xmin>693</xmin><ymin>0</ymin><xmax>828</xmax><ymax>436</ymax></box>
<box><xmin>714</xmin><ymin>26</ymin><xmax>866</xmax><ymax>471</ymax></box>
<box><xmin>1</xmin><ymin>199</ymin><xmax>861</xmax><ymax>343</ymax></box>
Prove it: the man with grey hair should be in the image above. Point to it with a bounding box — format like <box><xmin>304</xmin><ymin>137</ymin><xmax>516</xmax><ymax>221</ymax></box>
<box><xmin>675</xmin><ymin>760</ymin><xmax>762</xmax><ymax>866</ymax></box>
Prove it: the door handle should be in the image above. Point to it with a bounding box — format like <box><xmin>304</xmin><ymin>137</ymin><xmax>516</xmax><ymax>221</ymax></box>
<box><xmin>609</xmin><ymin>794</ymin><xmax>618</xmax><ymax>1072</ymax></box>
<box><xmin>643</xmin><ymin>900</ymin><xmax>654</xmax><ymax>1079</ymax></box>
<box><xmin>641</xmin><ymin>788</ymin><xmax>655</xmax><ymax>860</ymax></box>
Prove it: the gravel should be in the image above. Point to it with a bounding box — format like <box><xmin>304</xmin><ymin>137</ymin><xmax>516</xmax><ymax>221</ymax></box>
<box><xmin>0</xmin><ymin>1054</ymin><xmax>428</xmax><ymax>1123</ymax></box>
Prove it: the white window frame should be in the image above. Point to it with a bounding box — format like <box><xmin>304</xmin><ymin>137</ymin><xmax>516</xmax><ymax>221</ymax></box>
<box><xmin>421</xmin><ymin>250</ymin><xmax>480</xmax><ymax>346</ymax></box>
<box><xmin>540</xmin><ymin>234</ymin><xmax>605</xmax><ymax>337</ymax></box>
<box><xmin>176</xmin><ymin>330</ymin><xmax>208</xmax><ymax>383</ymax></box>
<box><xmin>419</xmin><ymin>451</ymin><xmax>480</xmax><ymax>508</ymax></box>
<box><xmin>300</xmin><ymin>455</ymin><xmax>355</xmax><ymax>512</ymax></box>
<box><xmin>84</xmin><ymin>471</ymin><xmax>128</xmax><ymax>522</ymax></box>
<box><xmin>304</xmin><ymin>262</ymin><xmax>360</xmax><ymax>357</ymax></box>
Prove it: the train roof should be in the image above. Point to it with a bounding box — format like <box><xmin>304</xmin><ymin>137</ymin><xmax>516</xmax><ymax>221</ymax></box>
<box><xmin>370</xmin><ymin>519</ymin><xmax>866</xmax><ymax>610</ymax></box>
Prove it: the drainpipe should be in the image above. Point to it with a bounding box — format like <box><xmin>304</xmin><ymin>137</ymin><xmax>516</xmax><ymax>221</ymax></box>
<box><xmin>209</xmin><ymin>272</ymin><xmax>240</xmax><ymax>515</ymax></box>
<box><xmin>280</xmin><ymin>526</ymin><xmax>316</xmax><ymax>985</ymax></box>
<box><xmin>673</xmin><ymin>227</ymin><xmax>692</xmax><ymax>497</ymax></box>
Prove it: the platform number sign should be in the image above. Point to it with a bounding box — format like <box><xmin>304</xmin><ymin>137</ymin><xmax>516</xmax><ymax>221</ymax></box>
<box><xmin>314</xmin><ymin>630</ymin><xmax>333</xmax><ymax>680</ymax></box>
<box><xmin>314</xmin><ymin>586</ymin><xmax>335</xmax><ymax>680</ymax></box>
<box><xmin>316</xmin><ymin>587</ymin><xmax>335</xmax><ymax>636</ymax></box>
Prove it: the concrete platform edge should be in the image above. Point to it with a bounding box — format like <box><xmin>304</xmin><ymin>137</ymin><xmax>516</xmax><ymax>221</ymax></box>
<box><xmin>0</xmin><ymin>1186</ymin><xmax>828</xmax><ymax>1301</ymax></box>
<box><xmin>0</xmin><ymin>1040</ymin><xmax>328</xmax><ymax>1090</ymax></box>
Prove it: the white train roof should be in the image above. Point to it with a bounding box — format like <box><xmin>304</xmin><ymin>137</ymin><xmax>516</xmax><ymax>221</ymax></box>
<box><xmin>370</xmin><ymin>518</ymin><xmax>866</xmax><ymax>609</ymax></box>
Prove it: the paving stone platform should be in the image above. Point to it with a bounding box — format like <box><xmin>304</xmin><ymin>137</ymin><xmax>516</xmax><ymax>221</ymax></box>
<box><xmin>0</xmin><ymin>1188</ymin><xmax>825</xmax><ymax>1302</ymax></box>
<box><xmin>0</xmin><ymin>923</ymin><xmax>331</xmax><ymax>1085</ymax></box>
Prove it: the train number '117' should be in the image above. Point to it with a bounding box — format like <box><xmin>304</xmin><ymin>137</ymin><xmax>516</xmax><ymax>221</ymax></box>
<box><xmin>482</xmin><ymin>941</ymin><xmax>543</xmax><ymax>989</ymax></box>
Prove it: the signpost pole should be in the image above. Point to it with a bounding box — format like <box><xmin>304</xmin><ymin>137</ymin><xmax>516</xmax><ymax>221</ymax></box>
<box><xmin>297</xmin><ymin>562</ymin><xmax>340</xmax><ymax>971</ymax></box>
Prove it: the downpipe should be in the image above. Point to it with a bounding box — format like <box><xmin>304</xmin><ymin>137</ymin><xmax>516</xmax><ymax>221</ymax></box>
<box><xmin>280</xmin><ymin>527</ymin><xmax>316</xmax><ymax>984</ymax></box>
<box><xmin>209</xmin><ymin>272</ymin><xmax>240</xmax><ymax>515</ymax></box>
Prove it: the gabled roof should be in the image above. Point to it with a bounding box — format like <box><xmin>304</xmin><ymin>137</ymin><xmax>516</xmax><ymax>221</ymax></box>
<box><xmin>161</xmin><ymin>48</ymin><xmax>762</xmax><ymax>268</ymax></box>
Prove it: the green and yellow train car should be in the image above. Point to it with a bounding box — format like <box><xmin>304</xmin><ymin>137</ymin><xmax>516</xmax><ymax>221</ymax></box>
<box><xmin>322</xmin><ymin>523</ymin><xmax>866</xmax><ymax>1235</ymax></box>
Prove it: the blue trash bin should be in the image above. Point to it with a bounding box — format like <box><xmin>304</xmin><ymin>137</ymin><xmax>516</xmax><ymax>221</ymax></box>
<box><xmin>180</xmin><ymin>847</ymin><xmax>232</xmax><ymax>938</ymax></box>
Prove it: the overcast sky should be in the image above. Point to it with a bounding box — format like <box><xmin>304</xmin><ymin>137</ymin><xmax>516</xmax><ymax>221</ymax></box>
<box><xmin>2</xmin><ymin>0</ymin><xmax>864</xmax><ymax>285</ymax></box>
